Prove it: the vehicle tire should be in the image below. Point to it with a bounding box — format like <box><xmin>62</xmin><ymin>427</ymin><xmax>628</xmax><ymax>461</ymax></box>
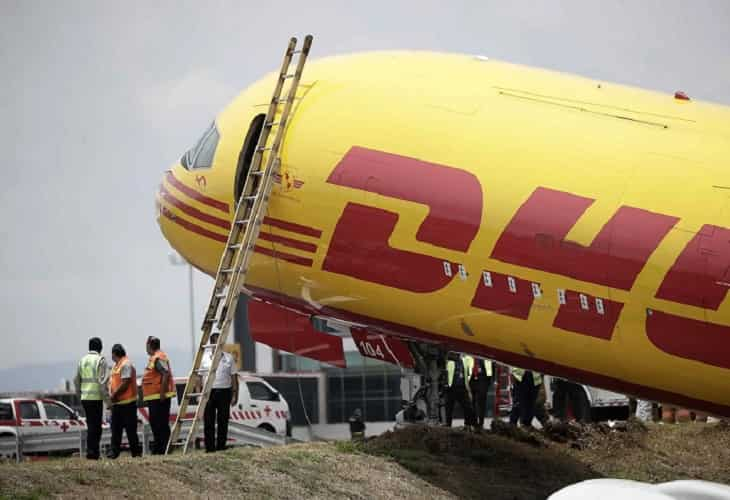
<box><xmin>257</xmin><ymin>423</ymin><xmax>276</xmax><ymax>434</ymax></box>
<box><xmin>0</xmin><ymin>433</ymin><xmax>17</xmax><ymax>460</ymax></box>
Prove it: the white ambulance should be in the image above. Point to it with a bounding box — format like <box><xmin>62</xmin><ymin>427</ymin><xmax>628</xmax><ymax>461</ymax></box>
<box><xmin>137</xmin><ymin>373</ymin><xmax>291</xmax><ymax>438</ymax></box>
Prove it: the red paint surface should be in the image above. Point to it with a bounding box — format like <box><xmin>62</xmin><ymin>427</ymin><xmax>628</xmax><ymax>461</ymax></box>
<box><xmin>491</xmin><ymin>187</ymin><xmax>678</xmax><ymax>290</ymax></box>
<box><xmin>160</xmin><ymin>184</ymin><xmax>232</xmax><ymax>230</ymax></box>
<box><xmin>161</xmin><ymin>206</ymin><xmax>227</xmax><ymax>243</ymax></box>
<box><xmin>248</xmin><ymin>299</ymin><xmax>345</xmax><ymax>368</ymax></box>
<box><xmin>165</xmin><ymin>171</ymin><xmax>229</xmax><ymax>213</ymax></box>
<box><xmin>262</xmin><ymin>217</ymin><xmax>322</xmax><ymax>238</ymax></box>
<box><xmin>647</xmin><ymin>309</ymin><xmax>730</xmax><ymax>370</ymax></box>
<box><xmin>247</xmin><ymin>284</ymin><xmax>730</xmax><ymax>417</ymax></box>
<box><xmin>327</xmin><ymin>146</ymin><xmax>483</xmax><ymax>252</ymax></box>
<box><xmin>552</xmin><ymin>290</ymin><xmax>624</xmax><ymax>340</ymax></box>
<box><xmin>253</xmin><ymin>246</ymin><xmax>313</xmax><ymax>267</ymax></box>
<box><xmin>351</xmin><ymin>328</ymin><xmax>415</xmax><ymax>368</ymax></box>
<box><xmin>258</xmin><ymin>231</ymin><xmax>317</xmax><ymax>253</ymax></box>
<box><xmin>655</xmin><ymin>225</ymin><xmax>730</xmax><ymax>310</ymax></box>
<box><xmin>323</xmin><ymin>203</ymin><xmax>456</xmax><ymax>292</ymax></box>
<box><xmin>470</xmin><ymin>271</ymin><xmax>536</xmax><ymax>319</ymax></box>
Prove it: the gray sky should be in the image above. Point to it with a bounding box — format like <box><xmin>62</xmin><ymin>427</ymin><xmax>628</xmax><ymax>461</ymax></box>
<box><xmin>1</xmin><ymin>0</ymin><xmax>729</xmax><ymax>372</ymax></box>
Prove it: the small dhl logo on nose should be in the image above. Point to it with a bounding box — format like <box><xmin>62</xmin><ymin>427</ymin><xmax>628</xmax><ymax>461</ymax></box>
<box><xmin>274</xmin><ymin>168</ymin><xmax>304</xmax><ymax>191</ymax></box>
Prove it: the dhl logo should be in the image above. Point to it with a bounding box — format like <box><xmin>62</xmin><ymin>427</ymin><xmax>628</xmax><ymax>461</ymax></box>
<box><xmin>159</xmin><ymin>146</ymin><xmax>730</xmax><ymax>372</ymax></box>
<box><xmin>323</xmin><ymin>147</ymin><xmax>730</xmax><ymax>371</ymax></box>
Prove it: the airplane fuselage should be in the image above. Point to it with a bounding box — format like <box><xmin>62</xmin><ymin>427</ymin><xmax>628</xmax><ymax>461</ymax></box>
<box><xmin>157</xmin><ymin>52</ymin><xmax>730</xmax><ymax>416</ymax></box>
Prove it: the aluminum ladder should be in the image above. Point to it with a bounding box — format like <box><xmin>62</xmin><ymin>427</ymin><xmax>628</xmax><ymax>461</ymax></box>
<box><xmin>166</xmin><ymin>34</ymin><xmax>314</xmax><ymax>455</ymax></box>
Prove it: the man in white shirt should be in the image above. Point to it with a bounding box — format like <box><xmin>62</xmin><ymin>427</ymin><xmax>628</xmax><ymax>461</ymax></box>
<box><xmin>200</xmin><ymin>333</ymin><xmax>238</xmax><ymax>452</ymax></box>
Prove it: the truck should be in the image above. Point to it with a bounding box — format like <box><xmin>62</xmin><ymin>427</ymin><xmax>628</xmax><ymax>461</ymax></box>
<box><xmin>0</xmin><ymin>397</ymin><xmax>90</xmax><ymax>459</ymax></box>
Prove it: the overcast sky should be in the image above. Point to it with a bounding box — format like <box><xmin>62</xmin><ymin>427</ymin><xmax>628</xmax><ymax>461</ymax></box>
<box><xmin>1</xmin><ymin>0</ymin><xmax>729</xmax><ymax>372</ymax></box>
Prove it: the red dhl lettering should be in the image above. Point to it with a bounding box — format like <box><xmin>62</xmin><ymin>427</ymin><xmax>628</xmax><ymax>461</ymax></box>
<box><xmin>323</xmin><ymin>147</ymin><xmax>729</xmax><ymax>366</ymax></box>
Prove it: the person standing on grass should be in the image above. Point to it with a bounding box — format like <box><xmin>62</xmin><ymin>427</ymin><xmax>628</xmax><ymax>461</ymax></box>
<box><xmin>142</xmin><ymin>336</ymin><xmax>175</xmax><ymax>454</ymax></box>
<box><xmin>74</xmin><ymin>337</ymin><xmax>109</xmax><ymax>460</ymax></box>
<box><xmin>200</xmin><ymin>333</ymin><xmax>238</xmax><ymax>452</ymax></box>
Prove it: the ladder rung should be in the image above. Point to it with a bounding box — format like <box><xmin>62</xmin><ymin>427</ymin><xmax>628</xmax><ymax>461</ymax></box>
<box><xmin>255</xmin><ymin>147</ymin><xmax>273</xmax><ymax>152</ymax></box>
<box><xmin>214</xmin><ymin>292</ymin><xmax>228</xmax><ymax>298</ymax></box>
<box><xmin>235</xmin><ymin>219</ymin><xmax>249</xmax><ymax>225</ymax></box>
<box><xmin>282</xmin><ymin>74</ymin><xmax>295</xmax><ymax>79</ymax></box>
<box><xmin>265</xmin><ymin>121</ymin><xmax>280</xmax><ymax>127</ymax></box>
<box><xmin>229</xmin><ymin>243</ymin><xmax>252</xmax><ymax>251</ymax></box>
<box><xmin>220</xmin><ymin>268</ymin><xmax>235</xmax><ymax>273</ymax></box>
<box><xmin>243</xmin><ymin>195</ymin><xmax>258</xmax><ymax>201</ymax></box>
<box><xmin>194</xmin><ymin>368</ymin><xmax>209</xmax><ymax>373</ymax></box>
<box><xmin>179</xmin><ymin>417</ymin><xmax>197</xmax><ymax>422</ymax></box>
<box><xmin>185</xmin><ymin>393</ymin><xmax>203</xmax><ymax>398</ymax></box>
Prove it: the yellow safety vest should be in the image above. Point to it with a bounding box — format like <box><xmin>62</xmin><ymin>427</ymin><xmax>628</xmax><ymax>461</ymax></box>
<box><xmin>512</xmin><ymin>368</ymin><xmax>542</xmax><ymax>386</ymax></box>
<box><xmin>474</xmin><ymin>358</ymin><xmax>493</xmax><ymax>378</ymax></box>
<box><xmin>446</xmin><ymin>355</ymin><xmax>474</xmax><ymax>387</ymax></box>
<box><xmin>79</xmin><ymin>353</ymin><xmax>103</xmax><ymax>401</ymax></box>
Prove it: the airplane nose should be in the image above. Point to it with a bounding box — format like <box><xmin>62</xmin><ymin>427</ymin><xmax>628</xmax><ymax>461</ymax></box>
<box><xmin>155</xmin><ymin>167</ymin><xmax>231</xmax><ymax>277</ymax></box>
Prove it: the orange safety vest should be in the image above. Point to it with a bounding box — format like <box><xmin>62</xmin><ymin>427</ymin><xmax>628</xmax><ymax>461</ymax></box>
<box><xmin>109</xmin><ymin>356</ymin><xmax>138</xmax><ymax>405</ymax></box>
<box><xmin>142</xmin><ymin>351</ymin><xmax>175</xmax><ymax>401</ymax></box>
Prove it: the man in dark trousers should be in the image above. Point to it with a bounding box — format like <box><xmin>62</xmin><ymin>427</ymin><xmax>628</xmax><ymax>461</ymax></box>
<box><xmin>469</xmin><ymin>357</ymin><xmax>493</xmax><ymax>430</ymax></box>
<box><xmin>107</xmin><ymin>343</ymin><xmax>142</xmax><ymax>458</ymax></box>
<box><xmin>200</xmin><ymin>333</ymin><xmax>238</xmax><ymax>452</ymax></box>
<box><xmin>142</xmin><ymin>336</ymin><xmax>175</xmax><ymax>454</ymax></box>
<box><xmin>74</xmin><ymin>337</ymin><xmax>109</xmax><ymax>460</ymax></box>
<box><xmin>509</xmin><ymin>367</ymin><xmax>541</xmax><ymax>428</ymax></box>
<box><xmin>445</xmin><ymin>353</ymin><xmax>475</xmax><ymax>428</ymax></box>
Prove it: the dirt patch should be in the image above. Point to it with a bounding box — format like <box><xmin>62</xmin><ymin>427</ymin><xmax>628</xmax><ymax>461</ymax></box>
<box><xmin>362</xmin><ymin>424</ymin><xmax>597</xmax><ymax>499</ymax></box>
<box><xmin>541</xmin><ymin>418</ymin><xmax>648</xmax><ymax>451</ymax></box>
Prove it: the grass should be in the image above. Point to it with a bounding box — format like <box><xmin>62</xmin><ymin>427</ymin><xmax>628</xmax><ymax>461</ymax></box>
<box><xmin>0</xmin><ymin>422</ymin><xmax>728</xmax><ymax>499</ymax></box>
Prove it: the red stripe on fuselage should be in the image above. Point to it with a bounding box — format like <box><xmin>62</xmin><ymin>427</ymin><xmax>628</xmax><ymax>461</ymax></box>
<box><xmin>258</xmin><ymin>232</ymin><xmax>317</xmax><ymax>253</ymax></box>
<box><xmin>552</xmin><ymin>290</ymin><xmax>623</xmax><ymax>340</ymax></box>
<box><xmin>262</xmin><ymin>217</ymin><xmax>322</xmax><ymax>238</ymax></box>
<box><xmin>165</xmin><ymin>171</ymin><xmax>230</xmax><ymax>213</ymax></box>
<box><xmin>254</xmin><ymin>246</ymin><xmax>313</xmax><ymax>267</ymax></box>
<box><xmin>491</xmin><ymin>187</ymin><xmax>678</xmax><ymax>290</ymax></box>
<box><xmin>647</xmin><ymin>309</ymin><xmax>730</xmax><ymax>370</ymax></box>
<box><xmin>160</xmin><ymin>184</ymin><xmax>232</xmax><ymax>230</ymax></box>
<box><xmin>161</xmin><ymin>207</ymin><xmax>227</xmax><ymax>243</ymax></box>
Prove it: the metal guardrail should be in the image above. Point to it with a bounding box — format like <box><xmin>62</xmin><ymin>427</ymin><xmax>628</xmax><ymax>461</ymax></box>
<box><xmin>0</xmin><ymin>420</ymin><xmax>287</xmax><ymax>463</ymax></box>
<box><xmin>225</xmin><ymin>421</ymin><xmax>286</xmax><ymax>447</ymax></box>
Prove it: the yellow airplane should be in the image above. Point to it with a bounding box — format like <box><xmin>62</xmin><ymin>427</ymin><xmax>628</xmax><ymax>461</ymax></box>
<box><xmin>156</xmin><ymin>50</ymin><xmax>730</xmax><ymax>417</ymax></box>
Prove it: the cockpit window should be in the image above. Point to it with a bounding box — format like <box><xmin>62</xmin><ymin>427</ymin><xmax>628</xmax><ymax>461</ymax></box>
<box><xmin>181</xmin><ymin>122</ymin><xmax>220</xmax><ymax>169</ymax></box>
